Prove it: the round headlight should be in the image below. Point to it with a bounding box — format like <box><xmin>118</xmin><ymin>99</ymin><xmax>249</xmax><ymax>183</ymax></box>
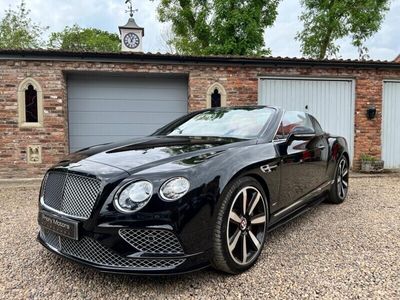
<box><xmin>114</xmin><ymin>180</ymin><xmax>153</xmax><ymax>213</ymax></box>
<box><xmin>160</xmin><ymin>177</ymin><xmax>190</xmax><ymax>201</ymax></box>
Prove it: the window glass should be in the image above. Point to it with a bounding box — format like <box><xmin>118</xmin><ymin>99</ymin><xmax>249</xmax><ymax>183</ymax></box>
<box><xmin>211</xmin><ymin>89</ymin><xmax>221</xmax><ymax>107</ymax></box>
<box><xmin>160</xmin><ymin>107</ymin><xmax>275</xmax><ymax>139</ymax></box>
<box><xmin>25</xmin><ymin>84</ymin><xmax>38</xmax><ymax>123</ymax></box>
<box><xmin>275</xmin><ymin>111</ymin><xmax>314</xmax><ymax>139</ymax></box>
<box><xmin>309</xmin><ymin>115</ymin><xmax>324</xmax><ymax>134</ymax></box>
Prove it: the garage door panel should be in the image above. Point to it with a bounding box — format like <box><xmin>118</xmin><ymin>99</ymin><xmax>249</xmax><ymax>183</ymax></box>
<box><xmin>68</xmin><ymin>87</ymin><xmax>187</xmax><ymax>100</ymax></box>
<box><xmin>69</xmin><ymin>111</ymin><xmax>182</xmax><ymax>125</ymax></box>
<box><xmin>68</xmin><ymin>74</ymin><xmax>188</xmax><ymax>152</ymax></box>
<box><xmin>383</xmin><ymin>82</ymin><xmax>400</xmax><ymax>169</ymax></box>
<box><xmin>259</xmin><ymin>78</ymin><xmax>354</xmax><ymax>162</ymax></box>
<box><xmin>69</xmin><ymin>123</ymin><xmax>164</xmax><ymax>136</ymax></box>
<box><xmin>68</xmin><ymin>75</ymin><xmax>184</xmax><ymax>89</ymax></box>
<box><xmin>68</xmin><ymin>99</ymin><xmax>187</xmax><ymax>112</ymax></box>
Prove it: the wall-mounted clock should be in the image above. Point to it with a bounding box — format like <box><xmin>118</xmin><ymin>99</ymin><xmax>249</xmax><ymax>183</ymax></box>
<box><xmin>123</xmin><ymin>32</ymin><xmax>140</xmax><ymax>49</ymax></box>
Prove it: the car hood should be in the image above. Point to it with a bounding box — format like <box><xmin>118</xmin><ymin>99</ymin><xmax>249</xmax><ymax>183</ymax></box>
<box><xmin>56</xmin><ymin>136</ymin><xmax>254</xmax><ymax>174</ymax></box>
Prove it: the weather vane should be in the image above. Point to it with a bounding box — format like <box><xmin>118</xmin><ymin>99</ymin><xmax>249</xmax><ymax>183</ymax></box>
<box><xmin>125</xmin><ymin>0</ymin><xmax>138</xmax><ymax>18</ymax></box>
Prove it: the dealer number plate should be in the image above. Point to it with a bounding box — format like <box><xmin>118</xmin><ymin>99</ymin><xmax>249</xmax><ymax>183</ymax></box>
<box><xmin>38</xmin><ymin>211</ymin><xmax>79</xmax><ymax>240</ymax></box>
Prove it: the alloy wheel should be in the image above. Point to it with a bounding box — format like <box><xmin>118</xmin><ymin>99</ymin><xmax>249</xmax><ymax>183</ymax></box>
<box><xmin>226</xmin><ymin>186</ymin><xmax>267</xmax><ymax>266</ymax></box>
<box><xmin>337</xmin><ymin>158</ymin><xmax>349</xmax><ymax>200</ymax></box>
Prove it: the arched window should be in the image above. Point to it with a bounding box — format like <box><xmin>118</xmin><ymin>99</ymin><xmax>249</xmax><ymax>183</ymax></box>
<box><xmin>25</xmin><ymin>85</ymin><xmax>38</xmax><ymax>122</ymax></box>
<box><xmin>206</xmin><ymin>83</ymin><xmax>227</xmax><ymax>108</ymax></box>
<box><xmin>211</xmin><ymin>89</ymin><xmax>221</xmax><ymax>108</ymax></box>
<box><xmin>18</xmin><ymin>78</ymin><xmax>43</xmax><ymax>127</ymax></box>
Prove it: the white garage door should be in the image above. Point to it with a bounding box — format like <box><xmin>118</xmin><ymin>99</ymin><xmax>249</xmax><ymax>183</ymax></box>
<box><xmin>382</xmin><ymin>81</ymin><xmax>400</xmax><ymax>169</ymax></box>
<box><xmin>67</xmin><ymin>73</ymin><xmax>188</xmax><ymax>152</ymax></box>
<box><xmin>259</xmin><ymin>77</ymin><xmax>355</xmax><ymax>161</ymax></box>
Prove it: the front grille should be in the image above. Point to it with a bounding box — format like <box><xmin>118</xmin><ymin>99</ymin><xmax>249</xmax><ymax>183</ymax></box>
<box><xmin>40</xmin><ymin>229</ymin><xmax>185</xmax><ymax>270</ymax></box>
<box><xmin>119</xmin><ymin>229</ymin><xmax>184</xmax><ymax>254</ymax></box>
<box><xmin>42</xmin><ymin>171</ymin><xmax>101</xmax><ymax>219</ymax></box>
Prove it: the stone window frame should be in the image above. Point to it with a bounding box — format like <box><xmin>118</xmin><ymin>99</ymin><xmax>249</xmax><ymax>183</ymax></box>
<box><xmin>18</xmin><ymin>77</ymin><xmax>44</xmax><ymax>128</ymax></box>
<box><xmin>206</xmin><ymin>82</ymin><xmax>227</xmax><ymax>108</ymax></box>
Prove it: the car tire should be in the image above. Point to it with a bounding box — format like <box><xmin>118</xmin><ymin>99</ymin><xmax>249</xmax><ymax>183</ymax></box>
<box><xmin>211</xmin><ymin>176</ymin><xmax>268</xmax><ymax>274</ymax></box>
<box><xmin>327</xmin><ymin>156</ymin><xmax>349</xmax><ymax>204</ymax></box>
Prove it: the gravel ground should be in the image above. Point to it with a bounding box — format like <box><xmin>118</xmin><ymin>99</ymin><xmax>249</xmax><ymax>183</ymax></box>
<box><xmin>0</xmin><ymin>177</ymin><xmax>399</xmax><ymax>300</ymax></box>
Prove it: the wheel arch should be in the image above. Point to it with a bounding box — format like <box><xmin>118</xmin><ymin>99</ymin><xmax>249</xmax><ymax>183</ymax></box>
<box><xmin>220</xmin><ymin>169</ymin><xmax>272</xmax><ymax>219</ymax></box>
<box><xmin>342</xmin><ymin>151</ymin><xmax>350</xmax><ymax>166</ymax></box>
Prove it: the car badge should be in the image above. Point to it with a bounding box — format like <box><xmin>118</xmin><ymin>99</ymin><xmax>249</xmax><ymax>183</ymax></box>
<box><xmin>260</xmin><ymin>164</ymin><xmax>277</xmax><ymax>173</ymax></box>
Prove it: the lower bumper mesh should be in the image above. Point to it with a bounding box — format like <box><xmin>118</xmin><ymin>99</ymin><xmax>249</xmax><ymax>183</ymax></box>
<box><xmin>119</xmin><ymin>229</ymin><xmax>184</xmax><ymax>254</ymax></box>
<box><xmin>40</xmin><ymin>229</ymin><xmax>185</xmax><ymax>270</ymax></box>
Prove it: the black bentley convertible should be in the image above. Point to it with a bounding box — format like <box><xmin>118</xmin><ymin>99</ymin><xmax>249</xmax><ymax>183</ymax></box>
<box><xmin>37</xmin><ymin>106</ymin><xmax>349</xmax><ymax>275</ymax></box>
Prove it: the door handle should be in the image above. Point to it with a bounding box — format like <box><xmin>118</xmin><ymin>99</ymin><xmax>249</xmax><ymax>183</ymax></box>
<box><xmin>317</xmin><ymin>145</ymin><xmax>326</xmax><ymax>150</ymax></box>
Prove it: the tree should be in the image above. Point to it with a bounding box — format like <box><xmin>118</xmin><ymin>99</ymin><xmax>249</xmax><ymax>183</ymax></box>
<box><xmin>296</xmin><ymin>0</ymin><xmax>390</xmax><ymax>59</ymax></box>
<box><xmin>0</xmin><ymin>0</ymin><xmax>48</xmax><ymax>49</ymax></box>
<box><xmin>159</xmin><ymin>26</ymin><xmax>177</xmax><ymax>53</ymax></box>
<box><xmin>48</xmin><ymin>25</ymin><xmax>120</xmax><ymax>52</ymax></box>
<box><xmin>155</xmin><ymin>0</ymin><xmax>280</xmax><ymax>56</ymax></box>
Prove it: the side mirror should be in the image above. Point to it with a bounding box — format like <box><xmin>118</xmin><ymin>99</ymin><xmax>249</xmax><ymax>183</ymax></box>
<box><xmin>286</xmin><ymin>126</ymin><xmax>315</xmax><ymax>143</ymax></box>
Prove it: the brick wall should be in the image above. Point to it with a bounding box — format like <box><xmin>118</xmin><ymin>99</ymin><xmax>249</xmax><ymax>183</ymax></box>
<box><xmin>1</xmin><ymin>58</ymin><xmax>400</xmax><ymax>178</ymax></box>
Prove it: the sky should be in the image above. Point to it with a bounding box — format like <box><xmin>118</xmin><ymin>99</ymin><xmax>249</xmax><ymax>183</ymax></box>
<box><xmin>0</xmin><ymin>0</ymin><xmax>399</xmax><ymax>61</ymax></box>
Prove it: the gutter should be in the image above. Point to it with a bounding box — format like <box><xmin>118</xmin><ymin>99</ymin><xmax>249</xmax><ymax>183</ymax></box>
<box><xmin>1</xmin><ymin>49</ymin><xmax>400</xmax><ymax>70</ymax></box>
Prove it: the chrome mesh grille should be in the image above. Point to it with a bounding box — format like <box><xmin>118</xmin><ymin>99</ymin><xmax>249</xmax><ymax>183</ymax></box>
<box><xmin>42</xmin><ymin>171</ymin><xmax>101</xmax><ymax>219</ymax></box>
<box><xmin>40</xmin><ymin>228</ymin><xmax>60</xmax><ymax>249</ymax></box>
<box><xmin>40</xmin><ymin>229</ymin><xmax>185</xmax><ymax>270</ymax></box>
<box><xmin>42</xmin><ymin>172</ymin><xmax>65</xmax><ymax>211</ymax></box>
<box><xmin>119</xmin><ymin>229</ymin><xmax>184</xmax><ymax>254</ymax></box>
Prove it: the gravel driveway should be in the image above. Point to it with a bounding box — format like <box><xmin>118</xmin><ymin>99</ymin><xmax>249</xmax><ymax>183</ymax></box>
<box><xmin>0</xmin><ymin>177</ymin><xmax>399</xmax><ymax>299</ymax></box>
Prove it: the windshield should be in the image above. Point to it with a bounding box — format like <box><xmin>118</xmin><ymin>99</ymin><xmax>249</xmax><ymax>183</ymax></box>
<box><xmin>158</xmin><ymin>107</ymin><xmax>275</xmax><ymax>139</ymax></box>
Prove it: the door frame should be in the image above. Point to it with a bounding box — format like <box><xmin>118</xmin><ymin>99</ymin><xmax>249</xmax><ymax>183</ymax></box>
<box><xmin>382</xmin><ymin>79</ymin><xmax>400</xmax><ymax>169</ymax></box>
<box><xmin>257</xmin><ymin>76</ymin><xmax>356</xmax><ymax>164</ymax></box>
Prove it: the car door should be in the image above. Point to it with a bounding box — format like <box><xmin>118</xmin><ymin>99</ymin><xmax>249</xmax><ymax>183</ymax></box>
<box><xmin>274</xmin><ymin>111</ymin><xmax>324</xmax><ymax>211</ymax></box>
<box><xmin>308</xmin><ymin>114</ymin><xmax>330</xmax><ymax>184</ymax></box>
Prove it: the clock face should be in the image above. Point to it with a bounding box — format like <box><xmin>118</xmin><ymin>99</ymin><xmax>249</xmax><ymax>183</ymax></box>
<box><xmin>123</xmin><ymin>32</ymin><xmax>140</xmax><ymax>49</ymax></box>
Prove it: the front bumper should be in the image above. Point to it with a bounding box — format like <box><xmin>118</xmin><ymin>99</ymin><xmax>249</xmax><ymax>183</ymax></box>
<box><xmin>37</xmin><ymin>167</ymin><xmax>216</xmax><ymax>275</ymax></box>
<box><xmin>37</xmin><ymin>224</ymin><xmax>210</xmax><ymax>275</ymax></box>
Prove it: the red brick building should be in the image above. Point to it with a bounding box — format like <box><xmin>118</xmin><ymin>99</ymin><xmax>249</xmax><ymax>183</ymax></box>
<box><xmin>1</xmin><ymin>49</ymin><xmax>400</xmax><ymax>178</ymax></box>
